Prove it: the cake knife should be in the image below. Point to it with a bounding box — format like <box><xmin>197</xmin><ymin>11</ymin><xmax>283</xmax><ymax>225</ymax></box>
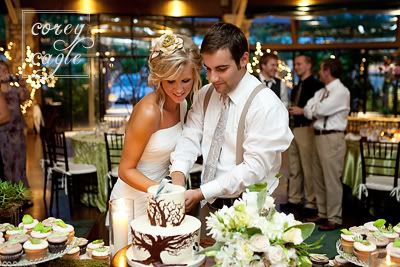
<box><xmin>155</xmin><ymin>176</ymin><xmax>172</xmax><ymax>198</ymax></box>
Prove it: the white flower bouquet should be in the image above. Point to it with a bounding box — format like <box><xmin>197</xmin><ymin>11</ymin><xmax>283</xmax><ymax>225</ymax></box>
<box><xmin>202</xmin><ymin>183</ymin><xmax>320</xmax><ymax>267</ymax></box>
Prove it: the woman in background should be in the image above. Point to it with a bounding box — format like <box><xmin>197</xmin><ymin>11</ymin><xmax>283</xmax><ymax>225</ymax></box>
<box><xmin>0</xmin><ymin>61</ymin><xmax>29</xmax><ymax>187</ymax></box>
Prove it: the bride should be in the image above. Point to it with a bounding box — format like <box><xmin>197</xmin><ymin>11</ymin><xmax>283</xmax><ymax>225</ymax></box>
<box><xmin>109</xmin><ymin>33</ymin><xmax>202</xmax><ymax>219</ymax></box>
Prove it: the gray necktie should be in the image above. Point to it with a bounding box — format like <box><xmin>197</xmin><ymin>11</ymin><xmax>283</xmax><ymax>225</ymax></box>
<box><xmin>203</xmin><ymin>96</ymin><xmax>230</xmax><ymax>184</ymax></box>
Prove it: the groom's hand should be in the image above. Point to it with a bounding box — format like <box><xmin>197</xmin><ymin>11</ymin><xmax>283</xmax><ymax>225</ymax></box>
<box><xmin>185</xmin><ymin>189</ymin><xmax>204</xmax><ymax>212</ymax></box>
<box><xmin>170</xmin><ymin>171</ymin><xmax>186</xmax><ymax>187</ymax></box>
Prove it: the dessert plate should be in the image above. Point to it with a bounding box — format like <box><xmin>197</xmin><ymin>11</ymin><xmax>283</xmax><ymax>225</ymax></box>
<box><xmin>126</xmin><ymin>246</ymin><xmax>206</xmax><ymax>267</ymax></box>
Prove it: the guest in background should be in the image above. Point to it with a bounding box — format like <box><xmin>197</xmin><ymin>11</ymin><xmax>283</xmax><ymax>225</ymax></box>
<box><xmin>0</xmin><ymin>91</ymin><xmax>10</xmax><ymax>179</ymax></box>
<box><xmin>0</xmin><ymin>61</ymin><xmax>29</xmax><ymax>187</ymax></box>
<box><xmin>110</xmin><ymin>33</ymin><xmax>202</xmax><ymax>218</ymax></box>
<box><xmin>283</xmin><ymin>55</ymin><xmax>324</xmax><ymax>218</ymax></box>
<box><xmin>303</xmin><ymin>58</ymin><xmax>350</xmax><ymax>230</ymax></box>
<box><xmin>259</xmin><ymin>53</ymin><xmax>289</xmax><ymax>108</ymax></box>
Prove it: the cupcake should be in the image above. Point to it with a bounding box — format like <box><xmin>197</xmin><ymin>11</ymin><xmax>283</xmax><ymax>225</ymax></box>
<box><xmin>340</xmin><ymin>229</ymin><xmax>355</xmax><ymax>254</ymax></box>
<box><xmin>353</xmin><ymin>239</ymin><xmax>377</xmax><ymax>263</ymax></box>
<box><xmin>18</xmin><ymin>214</ymin><xmax>39</xmax><ymax>233</ymax></box>
<box><xmin>7</xmin><ymin>234</ymin><xmax>29</xmax><ymax>245</ymax></box>
<box><xmin>386</xmin><ymin>239</ymin><xmax>400</xmax><ymax>264</ymax></box>
<box><xmin>47</xmin><ymin>233</ymin><xmax>68</xmax><ymax>253</ymax></box>
<box><xmin>77</xmin><ymin>237</ymin><xmax>88</xmax><ymax>255</ymax></box>
<box><xmin>23</xmin><ymin>238</ymin><xmax>49</xmax><ymax>261</ymax></box>
<box><xmin>364</xmin><ymin>219</ymin><xmax>386</xmax><ymax>232</ymax></box>
<box><xmin>30</xmin><ymin>222</ymin><xmax>52</xmax><ymax>239</ymax></box>
<box><xmin>63</xmin><ymin>245</ymin><xmax>80</xmax><ymax>259</ymax></box>
<box><xmin>52</xmin><ymin>219</ymin><xmax>74</xmax><ymax>243</ymax></box>
<box><xmin>87</xmin><ymin>239</ymin><xmax>104</xmax><ymax>257</ymax></box>
<box><xmin>394</xmin><ymin>223</ymin><xmax>400</xmax><ymax>234</ymax></box>
<box><xmin>0</xmin><ymin>242</ymin><xmax>23</xmax><ymax>263</ymax></box>
<box><xmin>349</xmin><ymin>226</ymin><xmax>369</xmax><ymax>236</ymax></box>
<box><xmin>366</xmin><ymin>232</ymin><xmax>389</xmax><ymax>249</ymax></box>
<box><xmin>380</xmin><ymin>227</ymin><xmax>399</xmax><ymax>242</ymax></box>
<box><xmin>92</xmin><ymin>246</ymin><xmax>110</xmax><ymax>260</ymax></box>
<box><xmin>42</xmin><ymin>217</ymin><xmax>57</xmax><ymax>227</ymax></box>
<box><xmin>5</xmin><ymin>226</ymin><xmax>27</xmax><ymax>240</ymax></box>
<box><xmin>0</xmin><ymin>223</ymin><xmax>13</xmax><ymax>236</ymax></box>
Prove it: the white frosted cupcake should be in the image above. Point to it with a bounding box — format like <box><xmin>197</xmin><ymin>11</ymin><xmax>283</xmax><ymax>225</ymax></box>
<box><xmin>23</xmin><ymin>238</ymin><xmax>49</xmax><ymax>260</ymax></box>
<box><xmin>18</xmin><ymin>214</ymin><xmax>39</xmax><ymax>233</ymax></box>
<box><xmin>387</xmin><ymin>240</ymin><xmax>400</xmax><ymax>264</ymax></box>
<box><xmin>353</xmin><ymin>240</ymin><xmax>377</xmax><ymax>263</ymax></box>
<box><xmin>340</xmin><ymin>229</ymin><xmax>355</xmax><ymax>254</ymax></box>
<box><xmin>380</xmin><ymin>230</ymin><xmax>399</xmax><ymax>242</ymax></box>
<box><xmin>30</xmin><ymin>222</ymin><xmax>53</xmax><ymax>239</ymax></box>
<box><xmin>63</xmin><ymin>245</ymin><xmax>80</xmax><ymax>259</ymax></box>
<box><xmin>42</xmin><ymin>217</ymin><xmax>57</xmax><ymax>228</ymax></box>
<box><xmin>5</xmin><ymin>226</ymin><xmax>28</xmax><ymax>240</ymax></box>
<box><xmin>366</xmin><ymin>232</ymin><xmax>389</xmax><ymax>249</ymax></box>
<box><xmin>349</xmin><ymin>226</ymin><xmax>369</xmax><ymax>236</ymax></box>
<box><xmin>394</xmin><ymin>224</ymin><xmax>400</xmax><ymax>234</ymax></box>
<box><xmin>364</xmin><ymin>221</ymin><xmax>379</xmax><ymax>232</ymax></box>
<box><xmin>87</xmin><ymin>239</ymin><xmax>104</xmax><ymax>257</ymax></box>
<box><xmin>52</xmin><ymin>220</ymin><xmax>74</xmax><ymax>243</ymax></box>
<box><xmin>92</xmin><ymin>246</ymin><xmax>110</xmax><ymax>260</ymax></box>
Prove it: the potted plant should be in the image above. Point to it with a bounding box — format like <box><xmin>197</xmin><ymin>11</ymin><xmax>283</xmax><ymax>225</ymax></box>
<box><xmin>0</xmin><ymin>181</ymin><xmax>31</xmax><ymax>225</ymax></box>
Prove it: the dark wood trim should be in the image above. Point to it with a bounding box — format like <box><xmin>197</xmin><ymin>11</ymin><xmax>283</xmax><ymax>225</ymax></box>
<box><xmin>250</xmin><ymin>41</ymin><xmax>400</xmax><ymax>51</ymax></box>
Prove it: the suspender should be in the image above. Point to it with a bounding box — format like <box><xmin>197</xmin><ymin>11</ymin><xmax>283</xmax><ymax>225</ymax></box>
<box><xmin>203</xmin><ymin>83</ymin><xmax>267</xmax><ymax>164</ymax></box>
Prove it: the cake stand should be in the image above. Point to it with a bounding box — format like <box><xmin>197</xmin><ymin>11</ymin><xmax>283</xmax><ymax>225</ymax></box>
<box><xmin>126</xmin><ymin>246</ymin><xmax>206</xmax><ymax>267</ymax></box>
<box><xmin>0</xmin><ymin>237</ymin><xmax>78</xmax><ymax>267</ymax></box>
<box><xmin>336</xmin><ymin>240</ymin><xmax>368</xmax><ymax>267</ymax></box>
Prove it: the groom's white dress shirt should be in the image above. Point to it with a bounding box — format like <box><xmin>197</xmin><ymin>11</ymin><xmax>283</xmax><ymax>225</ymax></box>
<box><xmin>170</xmin><ymin>72</ymin><xmax>293</xmax><ymax>202</ymax></box>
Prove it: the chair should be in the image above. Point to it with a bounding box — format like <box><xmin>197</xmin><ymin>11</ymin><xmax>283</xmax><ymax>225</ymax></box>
<box><xmin>104</xmin><ymin>132</ymin><xmax>124</xmax><ymax>200</ymax></box>
<box><xmin>43</xmin><ymin>129</ymin><xmax>98</xmax><ymax>217</ymax></box>
<box><xmin>359</xmin><ymin>139</ymin><xmax>400</xmax><ymax>215</ymax></box>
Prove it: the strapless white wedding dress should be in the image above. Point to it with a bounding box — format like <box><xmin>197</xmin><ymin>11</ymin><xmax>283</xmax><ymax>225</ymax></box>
<box><xmin>110</xmin><ymin>101</ymin><xmax>186</xmax><ymax>219</ymax></box>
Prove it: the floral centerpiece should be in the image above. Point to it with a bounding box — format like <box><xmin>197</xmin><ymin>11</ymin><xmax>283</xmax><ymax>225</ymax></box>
<box><xmin>202</xmin><ymin>183</ymin><xmax>319</xmax><ymax>267</ymax></box>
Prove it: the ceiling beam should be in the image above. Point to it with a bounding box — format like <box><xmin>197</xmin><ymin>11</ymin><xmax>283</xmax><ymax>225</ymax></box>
<box><xmin>5</xmin><ymin>0</ymin><xmax>18</xmax><ymax>24</ymax></box>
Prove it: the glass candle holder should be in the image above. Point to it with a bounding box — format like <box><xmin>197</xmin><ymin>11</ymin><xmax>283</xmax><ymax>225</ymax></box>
<box><xmin>109</xmin><ymin>198</ymin><xmax>134</xmax><ymax>256</ymax></box>
<box><xmin>369</xmin><ymin>250</ymin><xmax>400</xmax><ymax>267</ymax></box>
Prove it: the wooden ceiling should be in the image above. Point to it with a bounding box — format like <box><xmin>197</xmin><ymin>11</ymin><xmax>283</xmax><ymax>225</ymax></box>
<box><xmin>1</xmin><ymin>0</ymin><xmax>400</xmax><ymax>17</ymax></box>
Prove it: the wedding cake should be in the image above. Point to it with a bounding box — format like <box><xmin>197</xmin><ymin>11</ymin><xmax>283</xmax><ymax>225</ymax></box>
<box><xmin>130</xmin><ymin>184</ymin><xmax>201</xmax><ymax>266</ymax></box>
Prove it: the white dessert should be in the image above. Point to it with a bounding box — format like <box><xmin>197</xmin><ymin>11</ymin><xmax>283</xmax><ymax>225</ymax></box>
<box><xmin>19</xmin><ymin>219</ymin><xmax>39</xmax><ymax>230</ymax></box>
<box><xmin>380</xmin><ymin>231</ymin><xmax>399</xmax><ymax>240</ymax></box>
<box><xmin>387</xmin><ymin>242</ymin><xmax>400</xmax><ymax>258</ymax></box>
<box><xmin>130</xmin><ymin>184</ymin><xmax>201</xmax><ymax>265</ymax></box>
<box><xmin>31</xmin><ymin>230</ymin><xmax>52</xmax><ymax>239</ymax></box>
<box><xmin>340</xmin><ymin>233</ymin><xmax>354</xmax><ymax>242</ymax></box>
<box><xmin>92</xmin><ymin>246</ymin><xmax>110</xmax><ymax>258</ymax></box>
<box><xmin>6</xmin><ymin>228</ymin><xmax>28</xmax><ymax>236</ymax></box>
<box><xmin>87</xmin><ymin>240</ymin><xmax>105</xmax><ymax>250</ymax></box>
<box><xmin>66</xmin><ymin>246</ymin><xmax>80</xmax><ymax>255</ymax></box>
<box><xmin>393</xmin><ymin>224</ymin><xmax>400</xmax><ymax>234</ymax></box>
<box><xmin>364</xmin><ymin>222</ymin><xmax>378</xmax><ymax>232</ymax></box>
<box><xmin>354</xmin><ymin>241</ymin><xmax>377</xmax><ymax>252</ymax></box>
<box><xmin>53</xmin><ymin>224</ymin><xmax>74</xmax><ymax>234</ymax></box>
<box><xmin>42</xmin><ymin>217</ymin><xmax>57</xmax><ymax>227</ymax></box>
<box><xmin>349</xmin><ymin>226</ymin><xmax>369</xmax><ymax>235</ymax></box>
<box><xmin>23</xmin><ymin>239</ymin><xmax>49</xmax><ymax>250</ymax></box>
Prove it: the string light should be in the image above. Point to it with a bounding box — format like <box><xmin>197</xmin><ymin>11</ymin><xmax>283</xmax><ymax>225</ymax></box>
<box><xmin>0</xmin><ymin>43</ymin><xmax>57</xmax><ymax>114</ymax></box>
<box><xmin>248</xmin><ymin>42</ymin><xmax>293</xmax><ymax>88</ymax></box>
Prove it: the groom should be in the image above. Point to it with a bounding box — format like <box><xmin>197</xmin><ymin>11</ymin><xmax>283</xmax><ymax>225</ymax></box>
<box><xmin>170</xmin><ymin>22</ymin><xmax>293</xmax><ymax>214</ymax></box>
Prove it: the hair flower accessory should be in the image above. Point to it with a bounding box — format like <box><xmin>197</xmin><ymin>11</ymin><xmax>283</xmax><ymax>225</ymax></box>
<box><xmin>150</xmin><ymin>33</ymin><xmax>184</xmax><ymax>60</ymax></box>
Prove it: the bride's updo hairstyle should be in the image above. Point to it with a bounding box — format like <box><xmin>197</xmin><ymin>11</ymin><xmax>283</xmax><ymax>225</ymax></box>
<box><xmin>148</xmin><ymin>33</ymin><xmax>202</xmax><ymax>112</ymax></box>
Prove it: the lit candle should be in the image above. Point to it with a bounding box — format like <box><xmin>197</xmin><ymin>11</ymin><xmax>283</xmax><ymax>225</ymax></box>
<box><xmin>386</xmin><ymin>254</ymin><xmax>392</xmax><ymax>266</ymax></box>
<box><xmin>110</xmin><ymin>199</ymin><xmax>131</xmax><ymax>255</ymax></box>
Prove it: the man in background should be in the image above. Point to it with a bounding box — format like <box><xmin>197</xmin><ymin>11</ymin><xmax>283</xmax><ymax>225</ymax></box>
<box><xmin>303</xmin><ymin>58</ymin><xmax>350</xmax><ymax>230</ymax></box>
<box><xmin>259</xmin><ymin>53</ymin><xmax>289</xmax><ymax>108</ymax></box>
<box><xmin>283</xmin><ymin>55</ymin><xmax>324</xmax><ymax>219</ymax></box>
